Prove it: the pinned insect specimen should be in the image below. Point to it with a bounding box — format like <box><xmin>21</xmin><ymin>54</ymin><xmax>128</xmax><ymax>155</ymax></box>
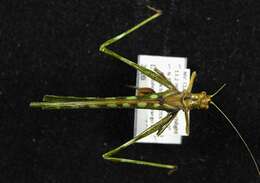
<box><xmin>30</xmin><ymin>6</ymin><xmax>259</xmax><ymax>175</ymax></box>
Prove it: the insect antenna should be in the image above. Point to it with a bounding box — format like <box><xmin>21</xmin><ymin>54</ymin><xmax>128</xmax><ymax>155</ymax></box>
<box><xmin>210</xmin><ymin>101</ymin><xmax>260</xmax><ymax>175</ymax></box>
<box><xmin>210</xmin><ymin>84</ymin><xmax>226</xmax><ymax>98</ymax></box>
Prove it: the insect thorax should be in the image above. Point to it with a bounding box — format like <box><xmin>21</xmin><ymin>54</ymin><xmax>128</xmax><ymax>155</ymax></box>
<box><xmin>163</xmin><ymin>91</ymin><xmax>211</xmax><ymax>110</ymax></box>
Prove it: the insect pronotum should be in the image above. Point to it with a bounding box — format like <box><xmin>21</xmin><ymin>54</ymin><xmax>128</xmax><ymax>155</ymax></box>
<box><xmin>30</xmin><ymin>6</ymin><xmax>259</xmax><ymax>175</ymax></box>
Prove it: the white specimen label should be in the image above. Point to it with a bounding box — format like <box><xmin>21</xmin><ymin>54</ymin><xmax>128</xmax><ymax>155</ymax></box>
<box><xmin>134</xmin><ymin>55</ymin><xmax>190</xmax><ymax>144</ymax></box>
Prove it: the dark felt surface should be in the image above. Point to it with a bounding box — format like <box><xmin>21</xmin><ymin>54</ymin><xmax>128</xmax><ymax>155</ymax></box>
<box><xmin>1</xmin><ymin>0</ymin><xmax>260</xmax><ymax>182</ymax></box>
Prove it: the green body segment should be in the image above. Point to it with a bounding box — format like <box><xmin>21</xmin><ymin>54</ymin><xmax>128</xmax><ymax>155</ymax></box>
<box><xmin>30</xmin><ymin>93</ymin><xmax>173</xmax><ymax>111</ymax></box>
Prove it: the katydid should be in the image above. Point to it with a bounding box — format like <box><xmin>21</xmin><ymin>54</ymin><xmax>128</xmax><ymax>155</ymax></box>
<box><xmin>30</xmin><ymin>6</ymin><xmax>259</xmax><ymax>175</ymax></box>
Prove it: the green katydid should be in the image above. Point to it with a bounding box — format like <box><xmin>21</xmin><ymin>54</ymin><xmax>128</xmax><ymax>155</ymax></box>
<box><xmin>30</xmin><ymin>6</ymin><xmax>259</xmax><ymax>175</ymax></box>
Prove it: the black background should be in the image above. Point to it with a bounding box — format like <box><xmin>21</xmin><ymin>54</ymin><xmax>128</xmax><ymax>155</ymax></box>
<box><xmin>1</xmin><ymin>0</ymin><xmax>260</xmax><ymax>182</ymax></box>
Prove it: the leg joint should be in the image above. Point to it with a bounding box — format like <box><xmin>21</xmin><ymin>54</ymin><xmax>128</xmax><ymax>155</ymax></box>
<box><xmin>102</xmin><ymin>152</ymin><xmax>110</xmax><ymax>159</ymax></box>
<box><xmin>99</xmin><ymin>43</ymin><xmax>106</xmax><ymax>52</ymax></box>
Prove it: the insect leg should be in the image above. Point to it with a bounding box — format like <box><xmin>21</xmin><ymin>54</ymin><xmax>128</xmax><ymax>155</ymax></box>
<box><xmin>182</xmin><ymin>71</ymin><xmax>197</xmax><ymax>134</ymax></box>
<box><xmin>157</xmin><ymin>111</ymin><xmax>178</xmax><ymax>136</ymax></box>
<box><xmin>186</xmin><ymin>71</ymin><xmax>197</xmax><ymax>93</ymax></box>
<box><xmin>99</xmin><ymin>7</ymin><xmax>177</xmax><ymax>90</ymax></box>
<box><xmin>184</xmin><ymin>109</ymin><xmax>190</xmax><ymax>135</ymax></box>
<box><xmin>153</xmin><ymin>67</ymin><xmax>175</xmax><ymax>88</ymax></box>
<box><xmin>103</xmin><ymin>112</ymin><xmax>177</xmax><ymax>170</ymax></box>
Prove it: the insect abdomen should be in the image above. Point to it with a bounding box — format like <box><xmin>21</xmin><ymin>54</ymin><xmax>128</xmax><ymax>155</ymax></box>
<box><xmin>29</xmin><ymin>95</ymin><xmax>169</xmax><ymax>110</ymax></box>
